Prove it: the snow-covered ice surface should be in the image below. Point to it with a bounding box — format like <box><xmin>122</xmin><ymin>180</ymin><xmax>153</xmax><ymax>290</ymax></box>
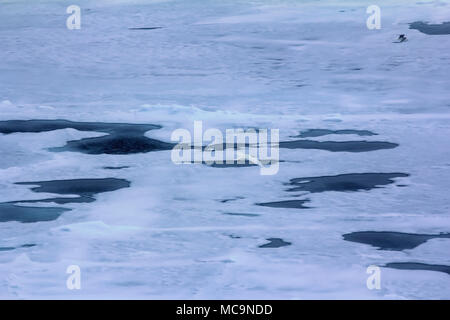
<box><xmin>0</xmin><ymin>0</ymin><xmax>450</xmax><ymax>299</ymax></box>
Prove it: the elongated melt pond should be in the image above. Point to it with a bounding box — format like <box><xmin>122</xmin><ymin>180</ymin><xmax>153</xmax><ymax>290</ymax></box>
<box><xmin>0</xmin><ymin>244</ymin><xmax>36</xmax><ymax>251</ymax></box>
<box><xmin>0</xmin><ymin>120</ymin><xmax>174</xmax><ymax>154</ymax></box>
<box><xmin>409</xmin><ymin>21</ymin><xmax>450</xmax><ymax>35</ymax></box>
<box><xmin>0</xmin><ymin>203</ymin><xmax>70</xmax><ymax>223</ymax></box>
<box><xmin>292</xmin><ymin>129</ymin><xmax>377</xmax><ymax>138</ymax></box>
<box><xmin>279</xmin><ymin>140</ymin><xmax>398</xmax><ymax>152</ymax></box>
<box><xmin>256</xmin><ymin>173</ymin><xmax>408</xmax><ymax>209</ymax></box>
<box><xmin>286</xmin><ymin>173</ymin><xmax>409</xmax><ymax>193</ymax></box>
<box><xmin>256</xmin><ymin>199</ymin><xmax>311</xmax><ymax>209</ymax></box>
<box><xmin>259</xmin><ymin>238</ymin><xmax>292</xmax><ymax>248</ymax></box>
<box><xmin>385</xmin><ymin>263</ymin><xmax>450</xmax><ymax>275</ymax></box>
<box><xmin>343</xmin><ymin>231</ymin><xmax>450</xmax><ymax>251</ymax></box>
<box><xmin>0</xmin><ymin>178</ymin><xmax>130</xmax><ymax>223</ymax></box>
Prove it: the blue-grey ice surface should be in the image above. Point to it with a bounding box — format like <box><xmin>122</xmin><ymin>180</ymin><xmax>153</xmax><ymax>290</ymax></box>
<box><xmin>0</xmin><ymin>0</ymin><xmax>450</xmax><ymax>299</ymax></box>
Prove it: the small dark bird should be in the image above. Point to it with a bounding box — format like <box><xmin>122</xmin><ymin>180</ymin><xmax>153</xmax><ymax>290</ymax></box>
<box><xmin>398</xmin><ymin>34</ymin><xmax>407</xmax><ymax>42</ymax></box>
